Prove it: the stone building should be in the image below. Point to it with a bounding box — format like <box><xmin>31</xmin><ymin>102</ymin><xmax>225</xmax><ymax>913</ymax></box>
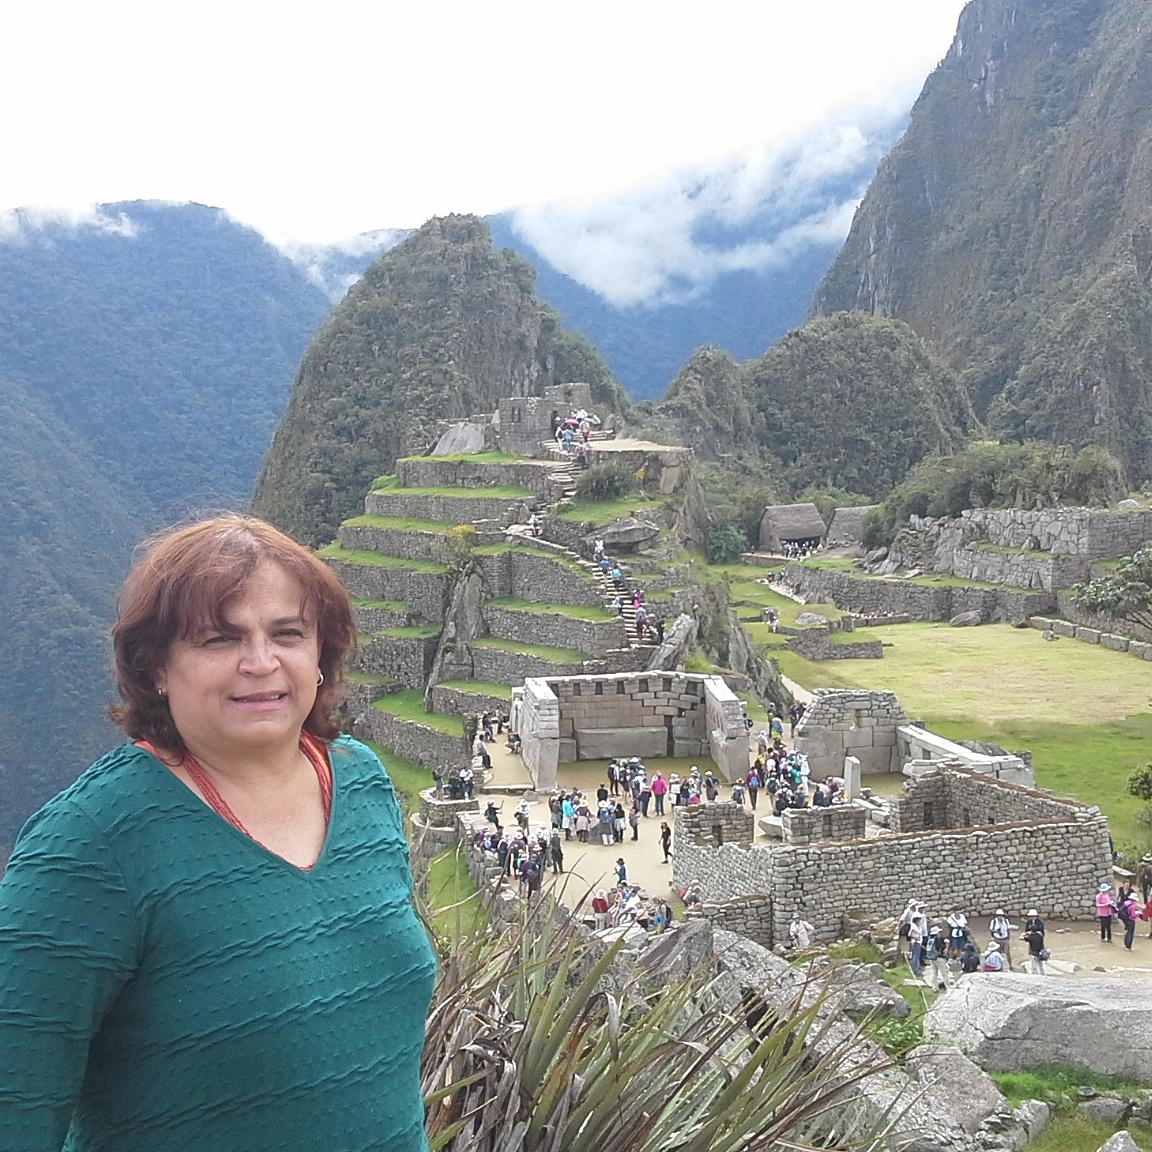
<box><xmin>673</xmin><ymin>764</ymin><xmax>1112</xmax><ymax>947</ymax></box>
<box><xmin>826</xmin><ymin>505</ymin><xmax>879</xmax><ymax>546</ymax></box>
<box><xmin>758</xmin><ymin>503</ymin><xmax>827</xmax><ymax>553</ymax></box>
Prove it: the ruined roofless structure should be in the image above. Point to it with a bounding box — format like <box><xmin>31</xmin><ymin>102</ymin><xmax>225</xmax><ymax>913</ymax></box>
<box><xmin>758</xmin><ymin>503</ymin><xmax>827</xmax><ymax>552</ymax></box>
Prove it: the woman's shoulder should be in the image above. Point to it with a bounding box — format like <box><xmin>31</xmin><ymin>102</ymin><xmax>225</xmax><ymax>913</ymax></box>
<box><xmin>328</xmin><ymin>735</ymin><xmax>402</xmax><ymax>786</ymax></box>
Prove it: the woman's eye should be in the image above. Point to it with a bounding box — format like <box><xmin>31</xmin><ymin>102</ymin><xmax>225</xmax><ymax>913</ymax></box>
<box><xmin>202</xmin><ymin>634</ymin><xmax>235</xmax><ymax>646</ymax></box>
<box><xmin>275</xmin><ymin>629</ymin><xmax>305</xmax><ymax>640</ymax></box>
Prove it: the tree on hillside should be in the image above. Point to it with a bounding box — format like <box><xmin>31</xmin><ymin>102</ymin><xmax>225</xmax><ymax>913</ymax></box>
<box><xmin>1073</xmin><ymin>548</ymin><xmax>1152</xmax><ymax>634</ymax></box>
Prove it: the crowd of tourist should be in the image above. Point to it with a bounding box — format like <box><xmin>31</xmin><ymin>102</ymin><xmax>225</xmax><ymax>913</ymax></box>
<box><xmin>1093</xmin><ymin>880</ymin><xmax>1152</xmax><ymax>950</ymax></box>
<box><xmin>895</xmin><ymin>901</ymin><xmax>1048</xmax><ymax>983</ymax></box>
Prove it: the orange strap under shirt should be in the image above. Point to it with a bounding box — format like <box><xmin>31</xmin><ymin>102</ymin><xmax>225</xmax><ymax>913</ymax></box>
<box><xmin>137</xmin><ymin>733</ymin><xmax>332</xmax><ymax>870</ymax></box>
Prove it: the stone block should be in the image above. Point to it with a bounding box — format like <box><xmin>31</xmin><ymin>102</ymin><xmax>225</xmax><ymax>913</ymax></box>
<box><xmin>575</xmin><ymin>727</ymin><xmax>667</xmax><ymax>759</ymax></box>
<box><xmin>1099</xmin><ymin>633</ymin><xmax>1130</xmax><ymax>652</ymax></box>
<box><xmin>558</xmin><ymin>738</ymin><xmax>577</xmax><ymax>762</ymax></box>
<box><xmin>843</xmin><ymin>728</ymin><xmax>875</xmax><ymax>749</ymax></box>
<box><xmin>1129</xmin><ymin>640</ymin><xmax>1152</xmax><ymax>660</ymax></box>
<box><xmin>1075</xmin><ymin>626</ymin><xmax>1101</xmax><ymax>644</ymax></box>
<box><xmin>1050</xmin><ymin>619</ymin><xmax>1077</xmax><ymax>637</ymax></box>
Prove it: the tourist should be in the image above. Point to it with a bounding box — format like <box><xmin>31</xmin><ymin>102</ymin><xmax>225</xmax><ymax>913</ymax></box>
<box><xmin>598</xmin><ymin>805</ymin><xmax>614</xmax><ymax>847</ymax></box>
<box><xmin>982</xmin><ymin>941</ymin><xmax>1006</xmax><ymax>972</ymax></box>
<box><xmin>733</xmin><ymin>779</ymin><xmax>747</xmax><ymax>805</ymax></box>
<box><xmin>561</xmin><ymin>794</ymin><xmax>575</xmax><ymax>839</ymax></box>
<box><xmin>654</xmin><ymin>618</ymin><xmax>665</xmax><ymax>644</ymax></box>
<box><xmin>788</xmin><ymin>913</ymin><xmax>815</xmax><ymax>950</ymax></box>
<box><xmin>629</xmin><ymin>806</ymin><xmax>640</xmax><ymax>840</ymax></box>
<box><xmin>1096</xmin><ymin>882</ymin><xmax>1116</xmax><ymax>942</ymax></box>
<box><xmin>1120</xmin><ymin>890</ymin><xmax>1140</xmax><ymax>951</ymax></box>
<box><xmin>615</xmin><ymin>857</ymin><xmax>628</xmax><ymax>886</ymax></box>
<box><xmin>770</xmin><ymin>714</ymin><xmax>784</xmax><ymax>741</ymax></box>
<box><xmin>506</xmin><ymin>731</ymin><xmax>522</xmax><ymax>754</ymax></box>
<box><xmin>757</xmin><ymin>729</ymin><xmax>770</xmax><ymax>756</ymax></box>
<box><xmin>612</xmin><ymin>565</ymin><xmax>623</xmax><ymax>591</ymax></box>
<box><xmin>613</xmin><ymin>594</ymin><xmax>624</xmax><ymax>615</ymax></box>
<box><xmin>0</xmin><ymin>515</ymin><xmax>433</xmax><ymax>1151</ymax></box>
<box><xmin>788</xmin><ymin>702</ymin><xmax>806</xmax><ymax>736</ymax></box>
<box><xmin>1140</xmin><ymin>855</ymin><xmax>1152</xmax><ymax>903</ymax></box>
<box><xmin>484</xmin><ymin>799</ymin><xmax>499</xmax><ymax>825</ymax></box>
<box><xmin>946</xmin><ymin>908</ymin><xmax>970</xmax><ymax>957</ymax></box>
<box><xmin>908</xmin><ymin>911</ymin><xmax>928</xmax><ymax>976</ymax></box>
<box><xmin>638</xmin><ymin>779</ymin><xmax>652</xmax><ymax>817</ymax></box>
<box><xmin>549</xmin><ymin>829</ymin><xmax>564</xmax><ymax>874</ymax></box>
<box><xmin>613</xmin><ymin>802</ymin><xmax>627</xmax><ymax>843</ymax></box>
<box><xmin>593</xmin><ymin>536</ymin><xmax>605</xmax><ymax>562</ymax></box>
<box><xmin>925</xmin><ymin>927</ymin><xmax>951</xmax><ymax>991</ymax></box>
<box><xmin>682</xmin><ymin>885</ymin><xmax>701</xmax><ymax>908</ymax></box>
<box><xmin>660</xmin><ymin>821</ymin><xmax>672</xmax><ymax>863</ymax></box>
<box><xmin>574</xmin><ymin>440</ymin><xmax>589</xmax><ymax>469</ymax></box>
<box><xmin>704</xmin><ymin>773</ymin><xmax>718</xmax><ymax>802</ymax></box>
<box><xmin>515</xmin><ymin>797</ymin><xmax>531</xmax><ymax>831</ymax></box>
<box><xmin>959</xmin><ymin>941</ymin><xmax>981</xmax><ymax>974</ymax></box>
<box><xmin>592</xmin><ymin>889</ymin><xmax>610</xmax><ymax>930</ymax></box>
<box><xmin>989</xmin><ymin>908</ymin><xmax>1015</xmax><ymax>969</ymax></box>
<box><xmin>651</xmin><ymin>772</ymin><xmax>668</xmax><ymax>815</ymax></box>
<box><xmin>527</xmin><ymin>513</ymin><xmax>541</xmax><ymax>537</ymax></box>
<box><xmin>747</xmin><ymin>766</ymin><xmax>761</xmax><ymax>810</ymax></box>
<box><xmin>1022</xmin><ymin>908</ymin><xmax>1047</xmax><ymax>975</ymax></box>
<box><xmin>896</xmin><ymin>899</ymin><xmax>917</xmax><ymax>960</ymax></box>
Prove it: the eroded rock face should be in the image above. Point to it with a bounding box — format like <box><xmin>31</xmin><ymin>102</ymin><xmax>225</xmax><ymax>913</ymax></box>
<box><xmin>926</xmin><ymin>975</ymin><xmax>1152</xmax><ymax>1080</ymax></box>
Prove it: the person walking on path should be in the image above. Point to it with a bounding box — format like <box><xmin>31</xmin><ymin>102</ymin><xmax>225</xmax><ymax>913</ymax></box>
<box><xmin>1120</xmin><ymin>890</ymin><xmax>1140</xmax><ymax>950</ymax></box>
<box><xmin>1023</xmin><ymin>909</ymin><xmax>1047</xmax><ymax>975</ymax></box>
<box><xmin>659</xmin><ymin>821</ymin><xmax>672</xmax><ymax>863</ymax></box>
<box><xmin>549</xmin><ymin>830</ymin><xmax>564</xmax><ymax>874</ymax></box>
<box><xmin>747</xmin><ymin>768</ymin><xmax>761</xmax><ymax>811</ymax></box>
<box><xmin>651</xmin><ymin>773</ymin><xmax>668</xmax><ymax>815</ymax></box>
<box><xmin>614</xmin><ymin>858</ymin><xmax>628</xmax><ymax>886</ymax></box>
<box><xmin>628</xmin><ymin>806</ymin><xmax>640</xmax><ymax>841</ymax></box>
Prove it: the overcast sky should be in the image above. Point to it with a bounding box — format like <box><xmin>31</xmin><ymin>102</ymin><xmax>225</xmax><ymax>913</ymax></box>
<box><xmin>1</xmin><ymin>0</ymin><xmax>968</xmax><ymax>299</ymax></box>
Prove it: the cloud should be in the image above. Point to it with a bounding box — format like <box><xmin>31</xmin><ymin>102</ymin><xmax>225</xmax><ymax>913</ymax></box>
<box><xmin>0</xmin><ymin>204</ymin><xmax>139</xmax><ymax>243</ymax></box>
<box><xmin>508</xmin><ymin>112</ymin><xmax>904</xmax><ymax>306</ymax></box>
<box><xmin>276</xmin><ymin>228</ymin><xmax>410</xmax><ymax>301</ymax></box>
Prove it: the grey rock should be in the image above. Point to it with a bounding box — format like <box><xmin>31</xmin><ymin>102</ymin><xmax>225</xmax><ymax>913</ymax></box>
<box><xmin>1013</xmin><ymin>1099</ymin><xmax>1050</xmax><ymax>1140</ymax></box>
<box><xmin>1097</xmin><ymin>1133</ymin><xmax>1140</xmax><ymax>1152</ymax></box>
<box><xmin>1119</xmin><ymin>499</ymin><xmax>1142</xmax><ymax>510</ymax></box>
<box><xmin>904</xmin><ymin>1045</ymin><xmax>1009</xmax><ymax>1134</ymax></box>
<box><xmin>827</xmin><ymin>961</ymin><xmax>911</xmax><ymax>1018</ymax></box>
<box><xmin>864</xmin><ymin>547</ymin><xmax>889</xmax><ymax>563</ymax></box>
<box><xmin>949</xmin><ymin>610</ymin><xmax>984</xmax><ymax>627</ymax></box>
<box><xmin>588</xmin><ymin>516</ymin><xmax>660</xmax><ymax>550</ymax></box>
<box><xmin>431</xmin><ymin>421</ymin><xmax>486</xmax><ymax>456</ymax></box>
<box><xmin>1078</xmin><ymin>1097</ymin><xmax>1131</xmax><ymax>1126</ymax></box>
<box><xmin>795</xmin><ymin>611</ymin><xmax>831</xmax><ymax>626</ymax></box>
<box><xmin>926</xmin><ymin>974</ymin><xmax>1152</xmax><ymax>1079</ymax></box>
<box><xmin>637</xmin><ymin>918</ymin><xmax>714</xmax><ymax>982</ymax></box>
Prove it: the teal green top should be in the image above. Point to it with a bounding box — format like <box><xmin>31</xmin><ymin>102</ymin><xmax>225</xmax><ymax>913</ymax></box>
<box><xmin>0</xmin><ymin>736</ymin><xmax>436</xmax><ymax>1152</ymax></box>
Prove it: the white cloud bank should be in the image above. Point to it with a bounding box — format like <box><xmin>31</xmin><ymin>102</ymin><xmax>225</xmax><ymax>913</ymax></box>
<box><xmin>0</xmin><ymin>204</ymin><xmax>139</xmax><ymax>242</ymax></box>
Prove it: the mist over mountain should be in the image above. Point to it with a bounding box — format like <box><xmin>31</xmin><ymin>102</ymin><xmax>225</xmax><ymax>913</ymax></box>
<box><xmin>0</xmin><ymin>202</ymin><xmax>332</xmax><ymax>846</ymax></box>
<box><xmin>814</xmin><ymin>0</ymin><xmax>1152</xmax><ymax>483</ymax></box>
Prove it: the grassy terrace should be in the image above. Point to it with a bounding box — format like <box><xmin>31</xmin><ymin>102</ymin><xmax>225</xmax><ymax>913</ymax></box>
<box><xmin>488</xmin><ymin>597</ymin><xmax>614</xmax><ymax>621</ymax></box>
<box><xmin>437</xmin><ymin>679</ymin><xmax>514</xmax><ymax>699</ymax></box>
<box><xmin>349</xmin><ymin>597</ymin><xmax>409</xmax><ymax>613</ymax></box>
<box><xmin>370</xmin><ymin>475</ymin><xmax>536</xmax><ymax>500</ymax></box>
<box><xmin>553</xmin><ymin>494</ymin><xmax>664</xmax><ymax>525</ymax></box>
<box><xmin>395</xmin><ymin>450</ymin><xmax>520</xmax><ymax>465</ymax></box>
<box><xmin>364</xmin><ymin>741</ymin><xmax>431</xmax><ymax>815</ymax></box>
<box><xmin>472</xmin><ymin>541</ymin><xmax>586</xmax><ymax>572</ymax></box>
<box><xmin>470</xmin><ymin>637</ymin><xmax>590</xmax><ymax>662</ymax></box>
<box><xmin>378</xmin><ymin>625</ymin><xmax>441</xmax><ymax>639</ymax></box>
<box><xmin>343</xmin><ymin>513</ymin><xmax>456</xmax><ymax>533</ymax></box>
<box><xmin>371</xmin><ymin>691</ymin><xmax>465</xmax><ymax>737</ymax></box>
<box><xmin>799</xmin><ymin>557</ymin><xmax>1015</xmax><ymax>591</ymax></box>
<box><xmin>344</xmin><ymin>670</ymin><xmax>401</xmax><ymax>688</ymax></box>
<box><xmin>317</xmin><ymin>544</ymin><xmax>449</xmax><ymax>575</ymax></box>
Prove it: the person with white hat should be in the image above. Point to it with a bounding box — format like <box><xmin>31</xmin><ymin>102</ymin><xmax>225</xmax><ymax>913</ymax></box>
<box><xmin>1023</xmin><ymin>908</ymin><xmax>1047</xmax><ymax>975</ymax></box>
<box><xmin>989</xmin><ymin>908</ymin><xmax>1015</xmax><ymax>969</ymax></box>
<box><xmin>982</xmin><ymin>941</ymin><xmax>1006</xmax><ymax>972</ymax></box>
<box><xmin>1095</xmin><ymin>882</ymin><xmax>1116</xmax><ymax>942</ymax></box>
<box><xmin>925</xmin><ymin>926</ymin><xmax>951</xmax><ymax>991</ymax></box>
<box><xmin>788</xmin><ymin>911</ymin><xmax>815</xmax><ymax>950</ymax></box>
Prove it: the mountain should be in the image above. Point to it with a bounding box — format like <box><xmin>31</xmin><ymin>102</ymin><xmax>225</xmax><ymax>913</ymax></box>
<box><xmin>0</xmin><ymin>202</ymin><xmax>333</xmax><ymax>845</ymax></box>
<box><xmin>813</xmin><ymin>0</ymin><xmax>1152</xmax><ymax>483</ymax></box>
<box><xmin>252</xmin><ymin>215</ymin><xmax>628</xmax><ymax>547</ymax></box>
<box><xmin>657</xmin><ymin>313</ymin><xmax>973</xmax><ymax>499</ymax></box>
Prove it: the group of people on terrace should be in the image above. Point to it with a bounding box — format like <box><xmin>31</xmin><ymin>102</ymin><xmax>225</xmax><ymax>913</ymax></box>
<box><xmin>1094</xmin><ymin>880</ymin><xmax>1152</xmax><ymax>950</ymax></box>
<box><xmin>737</xmin><ymin>708</ymin><xmax>847</xmax><ymax>814</ymax></box>
<box><xmin>592</xmin><ymin>540</ymin><xmax>666</xmax><ymax>645</ymax></box>
<box><xmin>551</xmin><ymin>408</ymin><xmax>598</xmax><ymax>467</ymax></box>
<box><xmin>896</xmin><ymin>901</ymin><xmax>1048</xmax><ymax>982</ymax></box>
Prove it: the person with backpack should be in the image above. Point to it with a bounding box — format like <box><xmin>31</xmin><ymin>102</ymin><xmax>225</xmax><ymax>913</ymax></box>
<box><xmin>1119</xmin><ymin>891</ymin><xmax>1140</xmax><ymax>950</ymax></box>
<box><xmin>746</xmin><ymin>768</ymin><xmax>761</xmax><ymax>811</ymax></box>
<box><xmin>925</xmin><ymin>927</ymin><xmax>951</xmax><ymax>990</ymax></box>
<box><xmin>1022</xmin><ymin>909</ymin><xmax>1047</xmax><ymax>975</ymax></box>
<box><xmin>988</xmin><ymin>909</ymin><xmax>1015</xmax><ymax>970</ymax></box>
<box><xmin>548</xmin><ymin>830</ymin><xmax>564</xmax><ymax>874</ymax></box>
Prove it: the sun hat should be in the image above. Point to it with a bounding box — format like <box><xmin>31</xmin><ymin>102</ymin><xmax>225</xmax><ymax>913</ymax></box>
<box><xmin>596</xmin><ymin>889</ymin><xmax>607</xmax><ymax>899</ymax></box>
<box><xmin>1100</xmin><ymin>883</ymin><xmax>1113</xmax><ymax>892</ymax></box>
<box><xmin>985</xmin><ymin>941</ymin><xmax>1000</xmax><ymax>952</ymax></box>
<box><xmin>994</xmin><ymin>908</ymin><xmax>1005</xmax><ymax>916</ymax></box>
<box><xmin>929</xmin><ymin>926</ymin><xmax>940</xmax><ymax>935</ymax></box>
<box><xmin>1027</xmin><ymin>908</ymin><xmax>1038</xmax><ymax>916</ymax></box>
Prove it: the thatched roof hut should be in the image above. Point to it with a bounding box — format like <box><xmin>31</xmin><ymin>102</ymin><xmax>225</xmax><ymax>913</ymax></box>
<box><xmin>758</xmin><ymin>503</ymin><xmax>827</xmax><ymax>552</ymax></box>
<box><xmin>827</xmin><ymin>505</ymin><xmax>879</xmax><ymax>546</ymax></box>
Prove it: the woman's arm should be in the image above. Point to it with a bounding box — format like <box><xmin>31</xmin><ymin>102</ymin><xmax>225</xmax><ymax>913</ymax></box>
<box><xmin>0</xmin><ymin>799</ymin><xmax>138</xmax><ymax>1150</ymax></box>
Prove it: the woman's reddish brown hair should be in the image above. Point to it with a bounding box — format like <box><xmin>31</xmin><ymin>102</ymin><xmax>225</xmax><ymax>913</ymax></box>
<box><xmin>111</xmin><ymin>515</ymin><xmax>357</xmax><ymax>753</ymax></box>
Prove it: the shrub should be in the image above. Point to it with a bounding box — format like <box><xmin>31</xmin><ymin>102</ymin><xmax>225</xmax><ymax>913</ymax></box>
<box><xmin>706</xmin><ymin>521</ymin><xmax>749</xmax><ymax>565</ymax></box>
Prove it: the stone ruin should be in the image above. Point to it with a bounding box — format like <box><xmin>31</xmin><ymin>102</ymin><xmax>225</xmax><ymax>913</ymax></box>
<box><xmin>826</xmin><ymin>504</ymin><xmax>879</xmax><ymax>546</ymax></box>
<box><xmin>512</xmin><ymin>670</ymin><xmax>750</xmax><ymax>790</ymax></box>
<box><xmin>793</xmin><ymin>688</ymin><xmax>1033</xmax><ymax>789</ymax></box>
<box><xmin>673</xmin><ymin>762</ymin><xmax>1112</xmax><ymax>949</ymax></box>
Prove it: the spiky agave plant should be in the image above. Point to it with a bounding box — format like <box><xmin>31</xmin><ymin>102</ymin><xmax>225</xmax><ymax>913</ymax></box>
<box><xmin>420</xmin><ymin>894</ymin><xmax>899</xmax><ymax>1152</ymax></box>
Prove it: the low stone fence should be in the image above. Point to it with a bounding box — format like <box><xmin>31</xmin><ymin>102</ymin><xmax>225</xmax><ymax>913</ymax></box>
<box><xmin>946</xmin><ymin>544</ymin><xmax>1087</xmax><ymax>591</ymax></box>
<box><xmin>677</xmin><ymin>800</ymin><xmax>755</xmax><ymax>848</ymax></box>
<box><xmin>419</xmin><ymin>789</ymin><xmax>479</xmax><ymax>829</ymax></box>
<box><xmin>354</xmin><ymin>706</ymin><xmax>469</xmax><ymax>771</ymax></box>
<box><xmin>397</xmin><ymin>456</ymin><xmax>556</xmax><ymax>495</ymax></box>
<box><xmin>324</xmin><ymin>556</ymin><xmax>451</xmax><ymax>622</ymax></box>
<box><xmin>339</xmin><ymin>522</ymin><xmax>464</xmax><ymax>565</ymax></box>
<box><xmin>784</xmin><ymin>564</ymin><xmax>1055</xmax><ymax>623</ymax></box>
<box><xmin>1055</xmin><ymin>590</ymin><xmax>1152</xmax><ymax>643</ymax></box>
<box><xmin>428</xmin><ymin>684</ymin><xmax>512</xmax><ymax>718</ymax></box>
<box><xmin>351</xmin><ymin>601</ymin><xmax>413</xmax><ymax>631</ymax></box>
<box><xmin>1029</xmin><ymin>615</ymin><xmax>1152</xmax><ymax>661</ymax></box>
<box><xmin>483</xmin><ymin>605</ymin><xmax>629</xmax><ymax>657</ymax></box>
<box><xmin>781</xmin><ymin>805</ymin><xmax>867</xmax><ymax>844</ymax></box>
<box><xmin>357</xmin><ymin>631</ymin><xmax>439</xmax><ymax>689</ymax></box>
<box><xmin>686</xmin><ymin>894</ymin><xmax>773</xmax><ymax>947</ymax></box>
<box><xmin>468</xmin><ymin>644</ymin><xmax>601</xmax><ymax>685</ymax></box>
<box><xmin>365</xmin><ymin>489</ymin><xmax>537</xmax><ymax>526</ymax></box>
<box><xmin>477</xmin><ymin>549</ymin><xmax>602</xmax><ymax>608</ymax></box>
<box><xmin>787</xmin><ymin>627</ymin><xmax>884</xmax><ymax>661</ymax></box>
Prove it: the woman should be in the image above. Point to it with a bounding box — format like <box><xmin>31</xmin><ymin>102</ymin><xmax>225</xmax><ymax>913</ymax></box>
<box><xmin>1096</xmin><ymin>882</ymin><xmax>1116</xmax><ymax>941</ymax></box>
<box><xmin>660</xmin><ymin>820</ymin><xmax>673</xmax><ymax>863</ymax></box>
<box><xmin>0</xmin><ymin>516</ymin><xmax>435</xmax><ymax>1151</ymax></box>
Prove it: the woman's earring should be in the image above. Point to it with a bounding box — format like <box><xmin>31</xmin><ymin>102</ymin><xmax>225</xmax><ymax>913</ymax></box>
<box><xmin>316</xmin><ymin>671</ymin><xmax>325</xmax><ymax>687</ymax></box>
<box><xmin>158</xmin><ymin>687</ymin><xmax>167</xmax><ymax>698</ymax></box>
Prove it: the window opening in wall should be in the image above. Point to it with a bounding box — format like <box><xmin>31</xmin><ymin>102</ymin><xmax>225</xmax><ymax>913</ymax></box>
<box><xmin>572</xmin><ymin>682</ymin><xmax>581</xmax><ymax>696</ymax></box>
<box><xmin>639</xmin><ymin>679</ymin><xmax>649</xmax><ymax>694</ymax></box>
<box><xmin>594</xmin><ymin>682</ymin><xmax>603</xmax><ymax>696</ymax></box>
<box><xmin>617</xmin><ymin>681</ymin><xmax>626</xmax><ymax>694</ymax></box>
<box><xmin>687</xmin><ymin>681</ymin><xmax>699</xmax><ymax>696</ymax></box>
<box><xmin>849</xmin><ymin>710</ymin><xmax>860</xmax><ymax>730</ymax></box>
<box><xmin>712</xmin><ymin>824</ymin><xmax>724</xmax><ymax>846</ymax></box>
<box><xmin>923</xmin><ymin>802</ymin><xmax>935</xmax><ymax>828</ymax></box>
<box><xmin>663</xmin><ymin>678</ymin><xmax>672</xmax><ymax>693</ymax></box>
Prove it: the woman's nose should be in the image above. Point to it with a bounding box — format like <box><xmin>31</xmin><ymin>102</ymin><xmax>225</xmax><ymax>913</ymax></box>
<box><xmin>238</xmin><ymin>635</ymin><xmax>280</xmax><ymax>673</ymax></box>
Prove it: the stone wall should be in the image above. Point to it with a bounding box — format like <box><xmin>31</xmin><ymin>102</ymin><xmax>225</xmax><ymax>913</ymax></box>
<box><xmin>520</xmin><ymin>678</ymin><xmax>561</xmax><ymax>789</ymax></box>
<box><xmin>781</xmin><ymin>805</ymin><xmax>868</xmax><ymax>845</ymax></box>
<box><xmin>356</xmin><ymin>631</ymin><xmax>440</xmax><ymax>690</ymax></box>
<box><xmin>898</xmin><ymin>727</ymin><xmax>1033</xmax><ymax>786</ymax></box>
<box><xmin>785</xmin><ymin>564</ymin><xmax>1055</xmax><ymax>622</ymax></box>
<box><xmin>467</xmin><ymin>645</ymin><xmax>602</xmax><ymax>686</ymax></box>
<box><xmin>482</xmin><ymin>605</ymin><xmax>629</xmax><ymax>657</ymax></box>
<box><xmin>944</xmin><ymin>545</ymin><xmax>1087</xmax><ymax>591</ymax></box>
<box><xmin>787</xmin><ymin>627</ymin><xmax>884</xmax><ymax>661</ymax></box>
<box><xmin>890</xmin><ymin>768</ymin><xmax>1082</xmax><ymax>833</ymax></box>
<box><xmin>943</xmin><ymin>507</ymin><xmax>1152</xmax><ymax>561</ymax></box>
<box><xmin>476</xmin><ymin>549</ymin><xmax>602</xmax><ymax>607</ymax></box>
<box><xmin>418</xmin><ymin>789</ymin><xmax>479</xmax><ymax>829</ymax></box>
<box><xmin>397</xmin><ymin>456</ymin><xmax>556</xmax><ymax>494</ymax></box>
<box><xmin>339</xmin><ymin>522</ymin><xmax>493</xmax><ymax>565</ymax></box>
<box><xmin>703</xmin><ymin>678</ymin><xmax>752</xmax><ymax>781</ymax></box>
<box><xmin>676</xmin><ymin>799</ymin><xmax>756</xmax><ymax>848</ymax></box>
<box><xmin>428</xmin><ymin>684</ymin><xmax>512</xmax><ymax>718</ymax></box>
<box><xmin>365</xmin><ymin>490</ymin><xmax>537</xmax><ymax>526</ymax></box>
<box><xmin>1053</xmin><ymin>591</ymin><xmax>1152</xmax><ymax>644</ymax></box>
<box><xmin>687</xmin><ymin>894</ymin><xmax>774</xmax><ymax>947</ymax></box>
<box><xmin>323</xmin><ymin>557</ymin><xmax>452</xmax><ymax>622</ymax></box>
<box><xmin>353</xmin><ymin>706</ymin><xmax>469</xmax><ymax>771</ymax></box>
<box><xmin>794</xmin><ymin>689</ymin><xmax>907</xmax><ymax>777</ymax></box>
<box><xmin>351</xmin><ymin>601</ymin><xmax>413</xmax><ymax>631</ymax></box>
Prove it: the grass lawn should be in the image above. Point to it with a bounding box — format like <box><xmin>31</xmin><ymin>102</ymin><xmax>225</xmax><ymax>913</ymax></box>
<box><xmin>395</xmin><ymin>450</ymin><xmax>521</xmax><ymax>465</ymax></box>
<box><xmin>553</xmin><ymin>494</ymin><xmax>661</xmax><ymax>524</ymax></box>
<box><xmin>470</xmin><ymin>637</ymin><xmax>590</xmax><ymax>663</ymax></box>
<box><xmin>363</xmin><ymin>741</ymin><xmax>432</xmax><ymax>815</ymax></box>
<box><xmin>1021</xmin><ymin>1117</ymin><xmax>1152</xmax><ymax>1152</ymax></box>
<box><xmin>735</xmin><ymin>691</ymin><xmax>773</xmax><ymax>725</ymax></box>
<box><xmin>437</xmin><ymin>680</ymin><xmax>514</xmax><ymax>699</ymax></box>
<box><xmin>372</xmin><ymin>691</ymin><xmax>465</xmax><ymax>737</ymax></box>
<box><xmin>371</xmin><ymin>476</ymin><xmax>537</xmax><ymax>500</ymax></box>
<box><xmin>773</xmin><ymin>621</ymin><xmax>1152</xmax><ymax>849</ymax></box>
<box><xmin>316</xmin><ymin>544</ymin><xmax>449</xmax><ymax>575</ymax></box>
<box><xmin>472</xmin><ymin>542</ymin><xmax>586</xmax><ymax>572</ymax></box>
<box><xmin>343</xmin><ymin>513</ymin><xmax>457</xmax><ymax>534</ymax></box>
<box><xmin>349</xmin><ymin>597</ymin><xmax>409</xmax><ymax>613</ymax></box>
<box><xmin>425</xmin><ymin>848</ymin><xmax>486</xmax><ymax>941</ymax></box>
<box><xmin>489</xmin><ymin>597</ymin><xmax>614</xmax><ymax>621</ymax></box>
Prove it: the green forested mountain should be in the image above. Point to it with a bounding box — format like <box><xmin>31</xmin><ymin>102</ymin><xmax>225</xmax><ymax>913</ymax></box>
<box><xmin>813</xmin><ymin>0</ymin><xmax>1152</xmax><ymax>483</ymax></box>
<box><xmin>0</xmin><ymin>202</ymin><xmax>333</xmax><ymax>846</ymax></box>
<box><xmin>252</xmin><ymin>215</ymin><xmax>629</xmax><ymax>546</ymax></box>
<box><xmin>656</xmin><ymin>313</ymin><xmax>972</xmax><ymax>499</ymax></box>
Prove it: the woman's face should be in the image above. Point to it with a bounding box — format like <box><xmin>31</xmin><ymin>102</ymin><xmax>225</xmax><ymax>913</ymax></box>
<box><xmin>156</xmin><ymin>562</ymin><xmax>320</xmax><ymax>761</ymax></box>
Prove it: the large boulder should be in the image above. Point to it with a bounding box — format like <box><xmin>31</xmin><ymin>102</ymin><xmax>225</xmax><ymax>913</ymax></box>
<box><xmin>584</xmin><ymin>516</ymin><xmax>660</xmax><ymax>551</ymax></box>
<box><xmin>949</xmin><ymin>610</ymin><xmax>983</xmax><ymax>627</ymax></box>
<box><xmin>926</xmin><ymin>975</ymin><xmax>1152</xmax><ymax>1080</ymax></box>
<box><xmin>795</xmin><ymin>611</ymin><xmax>831</xmax><ymax>626</ymax></box>
<box><xmin>904</xmin><ymin>1044</ymin><xmax>1009</xmax><ymax>1134</ymax></box>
